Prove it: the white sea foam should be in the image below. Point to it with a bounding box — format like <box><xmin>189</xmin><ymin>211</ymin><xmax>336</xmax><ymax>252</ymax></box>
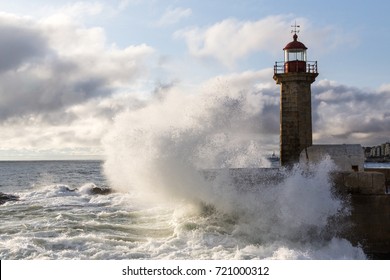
<box><xmin>102</xmin><ymin>85</ymin><xmax>365</xmax><ymax>259</ymax></box>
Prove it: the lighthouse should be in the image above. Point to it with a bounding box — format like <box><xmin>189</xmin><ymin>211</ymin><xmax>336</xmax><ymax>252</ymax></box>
<box><xmin>273</xmin><ymin>26</ymin><xmax>318</xmax><ymax>166</ymax></box>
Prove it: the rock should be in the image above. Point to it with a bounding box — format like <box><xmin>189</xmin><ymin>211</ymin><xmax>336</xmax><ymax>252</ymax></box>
<box><xmin>90</xmin><ymin>186</ymin><xmax>113</xmax><ymax>195</ymax></box>
<box><xmin>0</xmin><ymin>192</ymin><xmax>19</xmax><ymax>205</ymax></box>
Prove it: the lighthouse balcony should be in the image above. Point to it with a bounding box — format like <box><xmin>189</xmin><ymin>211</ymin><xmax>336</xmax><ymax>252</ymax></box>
<box><xmin>274</xmin><ymin>60</ymin><xmax>318</xmax><ymax>74</ymax></box>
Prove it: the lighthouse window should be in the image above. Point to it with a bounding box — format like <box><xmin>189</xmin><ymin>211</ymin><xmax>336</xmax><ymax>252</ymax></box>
<box><xmin>286</xmin><ymin>50</ymin><xmax>306</xmax><ymax>61</ymax></box>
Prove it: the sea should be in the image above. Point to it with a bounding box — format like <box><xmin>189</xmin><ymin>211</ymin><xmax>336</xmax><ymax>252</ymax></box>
<box><xmin>2</xmin><ymin>160</ymin><xmax>387</xmax><ymax>260</ymax></box>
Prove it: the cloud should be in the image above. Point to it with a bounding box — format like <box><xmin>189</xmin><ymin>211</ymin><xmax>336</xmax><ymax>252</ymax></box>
<box><xmin>175</xmin><ymin>15</ymin><xmax>357</xmax><ymax>67</ymax></box>
<box><xmin>157</xmin><ymin>7</ymin><xmax>192</xmax><ymax>27</ymax></box>
<box><xmin>0</xmin><ymin>91</ymin><xmax>147</xmax><ymax>159</ymax></box>
<box><xmin>312</xmin><ymin>80</ymin><xmax>390</xmax><ymax>145</ymax></box>
<box><xmin>197</xmin><ymin>74</ymin><xmax>390</xmax><ymax>152</ymax></box>
<box><xmin>175</xmin><ymin>15</ymin><xmax>293</xmax><ymax>67</ymax></box>
<box><xmin>200</xmin><ymin>71</ymin><xmax>390</xmax><ymax>148</ymax></box>
<box><xmin>0</xmin><ymin>13</ymin><xmax>48</xmax><ymax>72</ymax></box>
<box><xmin>0</xmin><ymin>12</ymin><xmax>154</xmax><ymax>121</ymax></box>
<box><xmin>0</xmin><ymin>11</ymin><xmax>155</xmax><ymax>158</ymax></box>
<box><xmin>194</xmin><ymin>72</ymin><xmax>390</xmax><ymax>152</ymax></box>
<box><xmin>0</xmin><ymin>10</ymin><xmax>381</xmax><ymax>160</ymax></box>
<box><xmin>59</xmin><ymin>1</ymin><xmax>104</xmax><ymax>18</ymax></box>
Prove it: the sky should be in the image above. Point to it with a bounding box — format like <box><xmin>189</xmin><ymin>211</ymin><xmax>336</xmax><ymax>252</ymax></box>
<box><xmin>0</xmin><ymin>0</ymin><xmax>389</xmax><ymax>160</ymax></box>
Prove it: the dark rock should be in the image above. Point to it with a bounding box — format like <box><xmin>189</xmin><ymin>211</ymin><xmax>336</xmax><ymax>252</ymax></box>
<box><xmin>90</xmin><ymin>186</ymin><xmax>113</xmax><ymax>195</ymax></box>
<box><xmin>0</xmin><ymin>192</ymin><xmax>19</xmax><ymax>205</ymax></box>
<box><xmin>64</xmin><ymin>186</ymin><xmax>77</xmax><ymax>192</ymax></box>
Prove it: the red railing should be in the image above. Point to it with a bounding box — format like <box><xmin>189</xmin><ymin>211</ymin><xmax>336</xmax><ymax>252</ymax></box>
<box><xmin>274</xmin><ymin>61</ymin><xmax>318</xmax><ymax>74</ymax></box>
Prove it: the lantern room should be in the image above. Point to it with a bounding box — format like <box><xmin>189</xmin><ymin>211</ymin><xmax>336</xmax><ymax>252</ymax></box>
<box><xmin>283</xmin><ymin>33</ymin><xmax>307</xmax><ymax>73</ymax></box>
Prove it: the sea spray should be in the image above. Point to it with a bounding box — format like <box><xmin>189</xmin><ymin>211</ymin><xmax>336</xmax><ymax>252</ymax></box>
<box><xmin>195</xmin><ymin>157</ymin><xmax>349</xmax><ymax>245</ymax></box>
<box><xmin>103</xmin><ymin>85</ymin><xmax>270</xmax><ymax>196</ymax></box>
<box><xmin>102</xmin><ymin>85</ymin><xmax>365</xmax><ymax>259</ymax></box>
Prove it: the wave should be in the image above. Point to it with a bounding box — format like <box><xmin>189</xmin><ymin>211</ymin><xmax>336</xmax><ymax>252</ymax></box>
<box><xmin>102</xmin><ymin>86</ymin><xmax>366</xmax><ymax>259</ymax></box>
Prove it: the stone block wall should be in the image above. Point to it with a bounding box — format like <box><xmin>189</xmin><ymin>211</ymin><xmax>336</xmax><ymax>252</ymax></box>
<box><xmin>274</xmin><ymin>73</ymin><xmax>317</xmax><ymax>166</ymax></box>
<box><xmin>333</xmin><ymin>169</ymin><xmax>389</xmax><ymax>258</ymax></box>
<box><xmin>344</xmin><ymin>195</ymin><xmax>390</xmax><ymax>259</ymax></box>
<box><xmin>204</xmin><ymin>168</ymin><xmax>390</xmax><ymax>259</ymax></box>
<box><xmin>365</xmin><ymin>168</ymin><xmax>390</xmax><ymax>193</ymax></box>
<box><xmin>344</xmin><ymin>172</ymin><xmax>386</xmax><ymax>194</ymax></box>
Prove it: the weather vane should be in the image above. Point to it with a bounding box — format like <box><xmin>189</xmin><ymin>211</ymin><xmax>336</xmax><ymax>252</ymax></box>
<box><xmin>291</xmin><ymin>21</ymin><xmax>300</xmax><ymax>35</ymax></box>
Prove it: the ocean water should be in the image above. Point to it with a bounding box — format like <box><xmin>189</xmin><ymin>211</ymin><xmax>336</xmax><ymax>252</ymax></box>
<box><xmin>364</xmin><ymin>162</ymin><xmax>390</xmax><ymax>169</ymax></box>
<box><xmin>0</xmin><ymin>86</ymin><xmax>375</xmax><ymax>260</ymax></box>
<box><xmin>0</xmin><ymin>159</ymin><xmax>367</xmax><ymax>260</ymax></box>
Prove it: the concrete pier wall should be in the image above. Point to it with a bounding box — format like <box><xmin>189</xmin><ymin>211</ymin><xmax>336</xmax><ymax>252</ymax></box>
<box><xmin>333</xmin><ymin>171</ymin><xmax>386</xmax><ymax>194</ymax></box>
<box><xmin>203</xmin><ymin>167</ymin><xmax>390</xmax><ymax>259</ymax></box>
<box><xmin>332</xmin><ymin>170</ymin><xmax>389</xmax><ymax>258</ymax></box>
<box><xmin>364</xmin><ymin>168</ymin><xmax>390</xmax><ymax>193</ymax></box>
<box><xmin>348</xmin><ymin>168</ymin><xmax>390</xmax><ymax>259</ymax></box>
<box><xmin>346</xmin><ymin>194</ymin><xmax>390</xmax><ymax>259</ymax></box>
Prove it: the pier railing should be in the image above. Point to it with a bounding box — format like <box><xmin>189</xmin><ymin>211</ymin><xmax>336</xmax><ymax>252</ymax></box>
<box><xmin>274</xmin><ymin>61</ymin><xmax>318</xmax><ymax>74</ymax></box>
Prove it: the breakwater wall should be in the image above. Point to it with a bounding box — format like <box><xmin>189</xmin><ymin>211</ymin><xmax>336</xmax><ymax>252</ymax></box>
<box><xmin>351</xmin><ymin>168</ymin><xmax>390</xmax><ymax>259</ymax></box>
<box><xmin>203</xmin><ymin>167</ymin><xmax>390</xmax><ymax>259</ymax></box>
<box><xmin>332</xmin><ymin>169</ymin><xmax>389</xmax><ymax>258</ymax></box>
<box><xmin>364</xmin><ymin>168</ymin><xmax>390</xmax><ymax>193</ymax></box>
<box><xmin>346</xmin><ymin>194</ymin><xmax>390</xmax><ymax>259</ymax></box>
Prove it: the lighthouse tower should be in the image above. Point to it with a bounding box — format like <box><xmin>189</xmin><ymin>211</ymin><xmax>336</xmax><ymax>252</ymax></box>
<box><xmin>273</xmin><ymin>26</ymin><xmax>318</xmax><ymax>166</ymax></box>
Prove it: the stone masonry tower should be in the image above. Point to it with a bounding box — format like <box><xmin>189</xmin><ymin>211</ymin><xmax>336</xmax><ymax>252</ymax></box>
<box><xmin>273</xmin><ymin>27</ymin><xmax>318</xmax><ymax>166</ymax></box>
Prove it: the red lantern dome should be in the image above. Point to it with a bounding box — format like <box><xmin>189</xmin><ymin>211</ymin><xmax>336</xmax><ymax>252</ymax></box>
<box><xmin>283</xmin><ymin>34</ymin><xmax>307</xmax><ymax>51</ymax></box>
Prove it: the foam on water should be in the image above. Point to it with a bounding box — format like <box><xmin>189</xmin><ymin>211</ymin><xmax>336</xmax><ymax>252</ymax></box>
<box><xmin>1</xmin><ymin>178</ymin><xmax>177</xmax><ymax>259</ymax></box>
<box><xmin>0</xmin><ymin>173</ymin><xmax>365</xmax><ymax>259</ymax></box>
<box><xmin>102</xmin><ymin>86</ymin><xmax>366</xmax><ymax>259</ymax></box>
<box><xmin>0</xmin><ymin>85</ymin><xmax>366</xmax><ymax>259</ymax></box>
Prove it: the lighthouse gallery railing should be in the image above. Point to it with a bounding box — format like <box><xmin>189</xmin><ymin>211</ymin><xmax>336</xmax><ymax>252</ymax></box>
<box><xmin>274</xmin><ymin>61</ymin><xmax>318</xmax><ymax>74</ymax></box>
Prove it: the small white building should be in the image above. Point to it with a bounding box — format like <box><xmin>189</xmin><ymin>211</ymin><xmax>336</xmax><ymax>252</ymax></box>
<box><xmin>299</xmin><ymin>144</ymin><xmax>365</xmax><ymax>172</ymax></box>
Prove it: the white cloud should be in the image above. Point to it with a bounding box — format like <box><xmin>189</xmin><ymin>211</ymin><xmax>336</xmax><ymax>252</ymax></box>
<box><xmin>0</xmin><ymin>12</ymin><xmax>154</xmax><ymax>118</ymax></box>
<box><xmin>0</xmin><ymin>11</ymin><xmax>155</xmax><ymax>158</ymax></box>
<box><xmin>175</xmin><ymin>16</ymin><xmax>291</xmax><ymax>67</ymax></box>
<box><xmin>61</xmin><ymin>1</ymin><xmax>104</xmax><ymax>17</ymax></box>
<box><xmin>157</xmin><ymin>7</ymin><xmax>192</xmax><ymax>27</ymax></box>
<box><xmin>0</xmin><ymin>90</ymin><xmax>147</xmax><ymax>159</ymax></box>
<box><xmin>40</xmin><ymin>1</ymin><xmax>135</xmax><ymax>24</ymax></box>
<box><xmin>175</xmin><ymin>15</ymin><xmax>357</xmax><ymax>67</ymax></box>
